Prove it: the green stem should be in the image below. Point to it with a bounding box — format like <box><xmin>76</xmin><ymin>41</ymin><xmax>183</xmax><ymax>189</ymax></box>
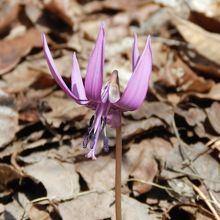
<box><xmin>115</xmin><ymin>124</ymin><xmax>122</xmax><ymax>220</ymax></box>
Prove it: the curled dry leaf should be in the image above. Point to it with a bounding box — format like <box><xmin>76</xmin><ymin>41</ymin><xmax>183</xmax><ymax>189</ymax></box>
<box><xmin>4</xmin><ymin>197</ymin><xmax>25</xmax><ymax>220</ymax></box>
<box><xmin>162</xmin><ymin>142</ymin><xmax>220</xmax><ymax>200</ymax></box>
<box><xmin>44</xmin><ymin>0</ymin><xmax>74</xmax><ymax>27</ymax></box>
<box><xmin>125</xmin><ymin>138</ymin><xmax>172</xmax><ymax>195</ymax></box>
<box><xmin>42</xmin><ymin>91</ymin><xmax>90</xmax><ymax>128</ymax></box>
<box><xmin>172</xmin><ymin>15</ymin><xmax>220</xmax><ymax>66</ymax></box>
<box><xmin>0</xmin><ymin>90</ymin><xmax>18</xmax><ymax>148</ymax></box>
<box><xmin>159</xmin><ymin>55</ymin><xmax>213</xmax><ymax>92</ymax></box>
<box><xmin>0</xmin><ymin>164</ymin><xmax>21</xmax><ymax>193</ymax></box>
<box><xmin>175</xmin><ymin>107</ymin><xmax>206</xmax><ymax>127</ymax></box>
<box><xmin>58</xmin><ymin>191</ymin><xmax>155</xmax><ymax>220</ymax></box>
<box><xmin>25</xmin><ymin>158</ymin><xmax>80</xmax><ymax>199</ymax></box>
<box><xmin>163</xmin><ymin>203</ymin><xmax>214</xmax><ymax>220</ymax></box>
<box><xmin>125</xmin><ymin>101</ymin><xmax>174</xmax><ymax>126</ymax></box>
<box><xmin>206</xmin><ymin>102</ymin><xmax>220</xmax><ymax>134</ymax></box>
<box><xmin>123</xmin><ymin>117</ymin><xmax>165</xmax><ymax>140</ymax></box>
<box><xmin>0</xmin><ymin>1</ymin><xmax>20</xmax><ymax>33</ymax></box>
<box><xmin>0</xmin><ymin>28</ymin><xmax>42</xmax><ymax>75</ymax></box>
<box><xmin>192</xmin><ymin>83</ymin><xmax>220</xmax><ymax>100</ymax></box>
<box><xmin>76</xmin><ymin>155</ymin><xmax>128</xmax><ymax>191</ymax></box>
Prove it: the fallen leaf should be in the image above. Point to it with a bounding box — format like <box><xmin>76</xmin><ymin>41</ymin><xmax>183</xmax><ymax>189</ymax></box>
<box><xmin>0</xmin><ymin>28</ymin><xmax>42</xmax><ymax>75</ymax></box>
<box><xmin>0</xmin><ymin>90</ymin><xmax>18</xmax><ymax>148</ymax></box>
<box><xmin>125</xmin><ymin>101</ymin><xmax>173</xmax><ymax>126</ymax></box>
<box><xmin>125</xmin><ymin>138</ymin><xmax>172</xmax><ymax>195</ymax></box>
<box><xmin>172</xmin><ymin>15</ymin><xmax>220</xmax><ymax>65</ymax></box>
<box><xmin>42</xmin><ymin>91</ymin><xmax>90</xmax><ymax>128</ymax></box>
<box><xmin>76</xmin><ymin>154</ymin><xmax>128</xmax><ymax>191</ymax></box>
<box><xmin>0</xmin><ymin>2</ymin><xmax>20</xmax><ymax>33</ymax></box>
<box><xmin>163</xmin><ymin>203</ymin><xmax>214</xmax><ymax>220</ymax></box>
<box><xmin>25</xmin><ymin>158</ymin><xmax>80</xmax><ymax>199</ymax></box>
<box><xmin>123</xmin><ymin>117</ymin><xmax>165</xmax><ymax>140</ymax></box>
<box><xmin>162</xmin><ymin>142</ymin><xmax>220</xmax><ymax>200</ymax></box>
<box><xmin>206</xmin><ymin>102</ymin><xmax>220</xmax><ymax>134</ymax></box>
<box><xmin>159</xmin><ymin>55</ymin><xmax>213</xmax><ymax>92</ymax></box>
<box><xmin>44</xmin><ymin>0</ymin><xmax>74</xmax><ymax>27</ymax></box>
<box><xmin>0</xmin><ymin>164</ymin><xmax>21</xmax><ymax>195</ymax></box>
<box><xmin>175</xmin><ymin>107</ymin><xmax>206</xmax><ymax>127</ymax></box>
<box><xmin>58</xmin><ymin>191</ymin><xmax>156</xmax><ymax>220</ymax></box>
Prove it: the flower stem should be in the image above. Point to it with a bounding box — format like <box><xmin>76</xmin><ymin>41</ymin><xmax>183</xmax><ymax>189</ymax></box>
<box><xmin>115</xmin><ymin>124</ymin><xmax>122</xmax><ymax>220</ymax></box>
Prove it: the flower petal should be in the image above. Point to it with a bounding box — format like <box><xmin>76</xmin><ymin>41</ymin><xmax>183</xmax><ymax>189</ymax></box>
<box><xmin>132</xmin><ymin>33</ymin><xmax>140</xmax><ymax>71</ymax></box>
<box><xmin>42</xmin><ymin>33</ymin><xmax>88</xmax><ymax>105</ymax></box>
<box><xmin>114</xmin><ymin>36</ymin><xmax>152</xmax><ymax>111</ymax></box>
<box><xmin>71</xmin><ymin>53</ymin><xmax>88</xmax><ymax>104</ymax></box>
<box><xmin>85</xmin><ymin>23</ymin><xmax>105</xmax><ymax>101</ymax></box>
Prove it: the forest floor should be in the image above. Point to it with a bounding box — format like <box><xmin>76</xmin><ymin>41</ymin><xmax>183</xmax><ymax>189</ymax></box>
<box><xmin>0</xmin><ymin>0</ymin><xmax>220</xmax><ymax>219</ymax></box>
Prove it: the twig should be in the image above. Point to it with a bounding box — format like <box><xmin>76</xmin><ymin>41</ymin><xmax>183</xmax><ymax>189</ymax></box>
<box><xmin>209</xmin><ymin>191</ymin><xmax>220</xmax><ymax>210</ymax></box>
<box><xmin>192</xmin><ymin>184</ymin><xmax>220</xmax><ymax>220</ymax></box>
<box><xmin>127</xmin><ymin>178</ymin><xmax>174</xmax><ymax>192</ymax></box>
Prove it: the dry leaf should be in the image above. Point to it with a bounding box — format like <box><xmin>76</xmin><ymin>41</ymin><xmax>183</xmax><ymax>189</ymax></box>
<box><xmin>25</xmin><ymin>158</ymin><xmax>80</xmax><ymax>199</ymax></box>
<box><xmin>0</xmin><ymin>90</ymin><xmax>18</xmax><ymax>148</ymax></box>
<box><xmin>58</xmin><ymin>191</ymin><xmax>155</xmax><ymax>220</ymax></box>
<box><xmin>44</xmin><ymin>0</ymin><xmax>74</xmax><ymax>27</ymax></box>
<box><xmin>175</xmin><ymin>107</ymin><xmax>206</xmax><ymax>126</ymax></box>
<box><xmin>0</xmin><ymin>164</ymin><xmax>21</xmax><ymax>193</ymax></box>
<box><xmin>125</xmin><ymin>138</ymin><xmax>172</xmax><ymax>195</ymax></box>
<box><xmin>172</xmin><ymin>15</ymin><xmax>220</xmax><ymax>65</ymax></box>
<box><xmin>0</xmin><ymin>28</ymin><xmax>42</xmax><ymax>75</ymax></box>
<box><xmin>76</xmin><ymin>154</ymin><xmax>128</xmax><ymax>191</ymax></box>
<box><xmin>206</xmin><ymin>102</ymin><xmax>220</xmax><ymax>134</ymax></box>
<box><xmin>42</xmin><ymin>91</ymin><xmax>90</xmax><ymax>128</ymax></box>
<box><xmin>0</xmin><ymin>2</ymin><xmax>20</xmax><ymax>33</ymax></box>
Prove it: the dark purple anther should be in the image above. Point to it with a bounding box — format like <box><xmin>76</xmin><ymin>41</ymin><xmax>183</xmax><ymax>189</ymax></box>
<box><xmin>103</xmin><ymin>136</ymin><xmax>109</xmax><ymax>152</ymax></box>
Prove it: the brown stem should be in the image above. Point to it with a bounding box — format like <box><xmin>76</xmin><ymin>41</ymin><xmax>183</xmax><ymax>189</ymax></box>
<box><xmin>115</xmin><ymin>123</ymin><xmax>122</xmax><ymax>220</ymax></box>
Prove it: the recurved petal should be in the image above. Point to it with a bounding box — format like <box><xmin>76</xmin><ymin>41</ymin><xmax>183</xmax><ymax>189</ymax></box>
<box><xmin>71</xmin><ymin>53</ymin><xmax>88</xmax><ymax>104</ymax></box>
<box><xmin>132</xmin><ymin>33</ymin><xmax>140</xmax><ymax>71</ymax></box>
<box><xmin>85</xmin><ymin>23</ymin><xmax>105</xmax><ymax>101</ymax></box>
<box><xmin>114</xmin><ymin>36</ymin><xmax>152</xmax><ymax>112</ymax></box>
<box><xmin>42</xmin><ymin>33</ymin><xmax>88</xmax><ymax>105</ymax></box>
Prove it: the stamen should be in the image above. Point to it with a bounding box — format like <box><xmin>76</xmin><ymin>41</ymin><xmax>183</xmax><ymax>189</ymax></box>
<box><xmin>89</xmin><ymin>115</ymin><xmax>95</xmax><ymax>127</ymax></box>
<box><xmin>90</xmin><ymin>133</ymin><xmax>96</xmax><ymax>149</ymax></box>
<box><xmin>103</xmin><ymin>136</ymin><xmax>109</xmax><ymax>152</ymax></box>
<box><xmin>83</xmin><ymin>135</ymin><xmax>89</xmax><ymax>148</ymax></box>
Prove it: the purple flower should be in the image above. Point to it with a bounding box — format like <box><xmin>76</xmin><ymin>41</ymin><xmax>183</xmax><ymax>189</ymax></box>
<box><xmin>42</xmin><ymin>23</ymin><xmax>152</xmax><ymax>159</ymax></box>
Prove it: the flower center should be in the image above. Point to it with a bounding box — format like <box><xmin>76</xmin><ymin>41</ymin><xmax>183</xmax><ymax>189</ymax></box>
<box><xmin>83</xmin><ymin>86</ymin><xmax>110</xmax><ymax>159</ymax></box>
<box><xmin>82</xmin><ymin>70</ymin><xmax>120</xmax><ymax>159</ymax></box>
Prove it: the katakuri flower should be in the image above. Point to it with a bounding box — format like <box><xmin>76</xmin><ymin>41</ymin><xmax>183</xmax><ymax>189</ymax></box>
<box><xmin>42</xmin><ymin>23</ymin><xmax>152</xmax><ymax>159</ymax></box>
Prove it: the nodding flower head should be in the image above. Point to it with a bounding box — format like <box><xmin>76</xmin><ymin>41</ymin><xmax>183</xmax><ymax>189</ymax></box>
<box><xmin>42</xmin><ymin>23</ymin><xmax>152</xmax><ymax>159</ymax></box>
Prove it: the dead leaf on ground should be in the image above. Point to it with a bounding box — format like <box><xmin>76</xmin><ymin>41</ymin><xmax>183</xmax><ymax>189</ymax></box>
<box><xmin>125</xmin><ymin>138</ymin><xmax>172</xmax><ymax>195</ymax></box>
<box><xmin>163</xmin><ymin>203</ymin><xmax>214</xmax><ymax>220</ymax></box>
<box><xmin>172</xmin><ymin>15</ymin><xmax>220</xmax><ymax>66</ymax></box>
<box><xmin>123</xmin><ymin>117</ymin><xmax>165</xmax><ymax>140</ymax></box>
<box><xmin>44</xmin><ymin>0</ymin><xmax>74</xmax><ymax>27</ymax></box>
<box><xmin>0</xmin><ymin>90</ymin><xmax>18</xmax><ymax>148</ymax></box>
<box><xmin>0</xmin><ymin>164</ymin><xmax>21</xmax><ymax>196</ymax></box>
<box><xmin>159</xmin><ymin>55</ymin><xmax>213</xmax><ymax>92</ymax></box>
<box><xmin>24</xmin><ymin>158</ymin><xmax>80</xmax><ymax>199</ymax></box>
<box><xmin>42</xmin><ymin>91</ymin><xmax>90</xmax><ymax>128</ymax></box>
<box><xmin>175</xmin><ymin>107</ymin><xmax>206</xmax><ymax>127</ymax></box>
<box><xmin>206</xmin><ymin>102</ymin><xmax>220</xmax><ymax>134</ymax></box>
<box><xmin>125</xmin><ymin>101</ymin><xmax>173</xmax><ymax>126</ymax></box>
<box><xmin>0</xmin><ymin>1</ymin><xmax>20</xmax><ymax>33</ymax></box>
<box><xmin>76</xmin><ymin>154</ymin><xmax>128</xmax><ymax>191</ymax></box>
<box><xmin>0</xmin><ymin>28</ymin><xmax>42</xmax><ymax>75</ymax></box>
<box><xmin>162</xmin><ymin>142</ymin><xmax>220</xmax><ymax>201</ymax></box>
<box><xmin>58</xmin><ymin>191</ymin><xmax>155</xmax><ymax>220</ymax></box>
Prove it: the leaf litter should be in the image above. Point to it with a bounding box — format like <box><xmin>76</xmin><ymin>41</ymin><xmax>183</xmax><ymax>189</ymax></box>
<box><xmin>0</xmin><ymin>0</ymin><xmax>220</xmax><ymax>219</ymax></box>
